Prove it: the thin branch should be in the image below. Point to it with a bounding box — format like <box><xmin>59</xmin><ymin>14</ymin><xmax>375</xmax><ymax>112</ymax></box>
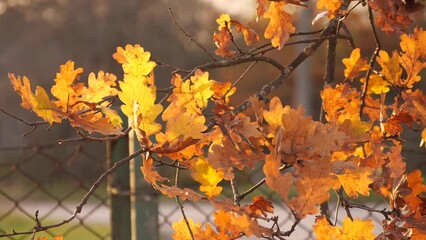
<box><xmin>168</xmin><ymin>6</ymin><xmax>217</xmax><ymax>62</ymax></box>
<box><xmin>152</xmin><ymin>155</ymin><xmax>187</xmax><ymax>169</ymax></box>
<box><xmin>237</xmin><ymin>164</ymin><xmax>290</xmax><ymax>202</ymax></box>
<box><xmin>57</xmin><ymin>127</ymin><xmax>131</xmax><ymax>144</ymax></box>
<box><xmin>347</xmin><ymin>203</ymin><xmax>393</xmax><ymax>221</ymax></box>
<box><xmin>0</xmin><ymin>109</ymin><xmax>49</xmax><ymax>136</ymax></box>
<box><xmin>0</xmin><ymin>147</ymin><xmax>147</xmax><ymax>238</ymax></box>
<box><xmin>336</xmin><ymin>189</ymin><xmax>353</xmax><ymax>221</ymax></box>
<box><xmin>230</xmin><ymin>177</ymin><xmax>240</xmax><ymax>205</ymax></box>
<box><xmin>283</xmin><ymin>218</ymin><xmax>301</xmax><ymax>237</ymax></box>
<box><xmin>359</xmin><ymin>4</ymin><xmax>382</xmax><ymax>118</ymax></box>
<box><xmin>174</xmin><ymin>164</ymin><xmax>195</xmax><ymax>240</ymax></box>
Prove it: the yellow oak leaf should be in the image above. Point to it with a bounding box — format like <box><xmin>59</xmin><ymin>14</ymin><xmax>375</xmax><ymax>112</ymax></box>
<box><xmin>172</xmin><ymin>218</ymin><xmax>203</xmax><ymax>240</ymax></box>
<box><xmin>113</xmin><ymin>44</ymin><xmax>156</xmax><ymax>80</ymax></box>
<box><xmin>342</xmin><ymin>48</ymin><xmax>370</xmax><ymax>79</ymax></box>
<box><xmin>101</xmin><ymin>107</ymin><xmax>123</xmax><ymax>128</ymax></box>
<box><xmin>115</xmin><ymin>44</ymin><xmax>162</xmax><ymax>138</ymax></box>
<box><xmin>360</xmin><ymin>73</ymin><xmax>391</xmax><ymax>95</ymax></box>
<box><xmin>264</xmin><ymin>2</ymin><xmax>295</xmax><ymax>50</ymax></box>
<box><xmin>216</xmin><ymin>13</ymin><xmax>231</xmax><ymax>30</ymax></box>
<box><xmin>81</xmin><ymin>71</ymin><xmax>118</xmax><ymax>104</ymax></box>
<box><xmin>317</xmin><ymin>0</ymin><xmax>342</xmax><ymax>18</ymax></box>
<box><xmin>191</xmin><ymin>157</ymin><xmax>224</xmax><ymax>198</ymax></box>
<box><xmin>336</xmin><ymin>166</ymin><xmax>374</xmax><ymax>198</ymax></box>
<box><xmin>9</xmin><ymin>74</ymin><xmax>60</xmax><ymax>124</ymax></box>
<box><xmin>399</xmin><ymin>27</ymin><xmax>426</xmax><ymax>88</ymax></box>
<box><xmin>50</xmin><ymin>60</ymin><xmax>84</xmax><ymax>111</ymax></box>
<box><xmin>313</xmin><ymin>216</ymin><xmax>340</xmax><ymax>240</ymax></box>
<box><xmin>314</xmin><ymin>216</ymin><xmax>375</xmax><ymax>240</ymax></box>
<box><xmin>166</xmin><ymin>71</ymin><xmax>214</xmax><ymax>117</ymax></box>
<box><xmin>376</xmin><ymin>50</ymin><xmax>402</xmax><ymax>85</ymax></box>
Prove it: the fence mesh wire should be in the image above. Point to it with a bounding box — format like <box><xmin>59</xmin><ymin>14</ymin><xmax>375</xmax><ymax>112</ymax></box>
<box><xmin>0</xmin><ymin>142</ymin><xmax>110</xmax><ymax>240</ymax></box>
<box><xmin>0</xmin><ymin>136</ymin><xmax>424</xmax><ymax>240</ymax></box>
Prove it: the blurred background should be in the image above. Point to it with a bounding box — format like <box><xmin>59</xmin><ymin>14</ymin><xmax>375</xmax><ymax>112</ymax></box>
<box><xmin>0</xmin><ymin>0</ymin><xmax>424</xmax><ymax>239</ymax></box>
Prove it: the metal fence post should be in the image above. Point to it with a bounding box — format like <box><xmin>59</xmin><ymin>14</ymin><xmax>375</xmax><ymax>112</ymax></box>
<box><xmin>129</xmin><ymin>130</ymin><xmax>159</xmax><ymax>240</ymax></box>
<box><xmin>107</xmin><ymin>139</ymin><xmax>131</xmax><ymax>240</ymax></box>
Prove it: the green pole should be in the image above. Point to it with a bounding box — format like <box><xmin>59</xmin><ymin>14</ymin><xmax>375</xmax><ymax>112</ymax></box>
<box><xmin>107</xmin><ymin>138</ymin><xmax>131</xmax><ymax>240</ymax></box>
<box><xmin>129</xmin><ymin>129</ymin><xmax>159</xmax><ymax>240</ymax></box>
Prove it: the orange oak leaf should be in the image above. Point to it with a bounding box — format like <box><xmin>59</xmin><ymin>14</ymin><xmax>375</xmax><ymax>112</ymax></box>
<box><xmin>369</xmin><ymin>0</ymin><xmax>423</xmax><ymax>33</ymax></box>
<box><xmin>274</xmin><ymin>106</ymin><xmax>348</xmax><ymax>162</ymax></box>
<box><xmin>50</xmin><ymin>60</ymin><xmax>84</xmax><ymax>111</ymax></box>
<box><xmin>264</xmin><ymin>2</ymin><xmax>295</xmax><ymax>50</ymax></box>
<box><xmin>158</xmin><ymin>185</ymin><xmax>204</xmax><ymax>202</ymax></box>
<box><xmin>256</xmin><ymin>0</ymin><xmax>269</xmax><ymax>19</ymax></box>
<box><xmin>208</xmin><ymin>138</ymin><xmax>265</xmax><ymax>179</ymax></box>
<box><xmin>248</xmin><ymin>195</ymin><xmax>274</xmax><ymax>218</ymax></box>
<box><xmin>232</xmin><ymin>20</ymin><xmax>259</xmax><ymax>46</ymax></box>
<box><xmin>314</xmin><ymin>216</ymin><xmax>375</xmax><ymax>240</ymax></box>
<box><xmin>399</xmin><ymin>27</ymin><xmax>426</xmax><ymax>88</ymax></box>
<box><xmin>191</xmin><ymin>157</ymin><xmax>224</xmax><ymax>198</ymax></box>
<box><xmin>383</xmin><ymin>110</ymin><xmax>415</xmax><ymax>136</ymax></box>
<box><xmin>263</xmin><ymin>147</ymin><xmax>293</xmax><ymax>203</ymax></box>
<box><xmin>211</xmin><ymin>81</ymin><xmax>236</xmax><ymax>103</ymax></box>
<box><xmin>212</xmin><ymin>210</ymin><xmax>269</xmax><ymax>238</ymax></box>
<box><xmin>336</xmin><ymin>166</ymin><xmax>374</xmax><ymax>198</ymax></box>
<box><xmin>289</xmin><ymin>157</ymin><xmax>338</xmax><ymax>219</ymax></box>
<box><xmin>321</xmin><ymin>83</ymin><xmax>361</xmax><ymax>123</ymax></box>
<box><xmin>141</xmin><ymin>157</ymin><xmax>168</xmax><ymax>188</ymax></box>
<box><xmin>213</xmin><ymin>28</ymin><xmax>235</xmax><ymax>58</ymax></box>
<box><xmin>9</xmin><ymin>74</ymin><xmax>60</xmax><ymax>124</ymax></box>
<box><xmin>386</xmin><ymin>144</ymin><xmax>406</xmax><ymax>179</ymax></box>
<box><xmin>317</xmin><ymin>0</ymin><xmax>342</xmax><ymax>18</ymax></box>
<box><xmin>405</xmin><ymin>170</ymin><xmax>426</xmax><ymax>214</ymax></box>
<box><xmin>342</xmin><ymin>48</ymin><xmax>370</xmax><ymax>79</ymax></box>
<box><xmin>402</xmin><ymin>90</ymin><xmax>426</xmax><ymax>126</ymax></box>
<box><xmin>262</xmin><ymin>96</ymin><xmax>291</xmax><ymax>138</ymax></box>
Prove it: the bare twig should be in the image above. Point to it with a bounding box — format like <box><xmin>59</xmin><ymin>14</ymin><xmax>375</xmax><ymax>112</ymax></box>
<box><xmin>359</xmin><ymin>4</ymin><xmax>382</xmax><ymax>118</ymax></box>
<box><xmin>57</xmin><ymin>127</ymin><xmax>131</xmax><ymax>144</ymax></box>
<box><xmin>236</xmin><ymin>164</ymin><xmax>290</xmax><ymax>203</ymax></box>
<box><xmin>174</xmin><ymin>164</ymin><xmax>195</xmax><ymax>240</ymax></box>
<box><xmin>0</xmin><ymin>109</ymin><xmax>49</xmax><ymax>136</ymax></box>
<box><xmin>168</xmin><ymin>6</ymin><xmax>216</xmax><ymax>62</ymax></box>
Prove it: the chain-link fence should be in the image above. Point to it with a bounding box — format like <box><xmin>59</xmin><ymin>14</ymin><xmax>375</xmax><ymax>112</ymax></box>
<box><xmin>1</xmin><ymin>136</ymin><xmax>424</xmax><ymax>239</ymax></box>
<box><xmin>0</xmin><ymin>142</ymin><xmax>110</xmax><ymax>240</ymax></box>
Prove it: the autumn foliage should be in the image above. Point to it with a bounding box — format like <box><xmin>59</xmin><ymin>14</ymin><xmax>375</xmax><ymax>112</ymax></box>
<box><xmin>6</xmin><ymin>0</ymin><xmax>426</xmax><ymax>239</ymax></box>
